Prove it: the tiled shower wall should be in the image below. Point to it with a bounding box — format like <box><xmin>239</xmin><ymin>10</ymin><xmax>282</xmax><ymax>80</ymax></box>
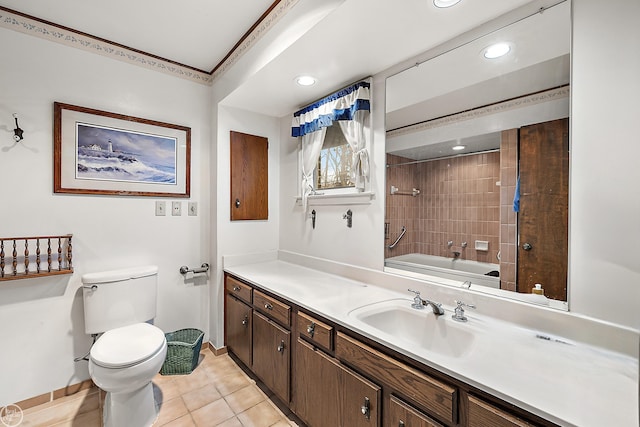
<box><xmin>386</xmin><ymin>152</ymin><xmax>501</xmax><ymax>262</ymax></box>
<box><xmin>499</xmin><ymin>129</ymin><xmax>518</xmax><ymax>291</ymax></box>
<box><xmin>386</xmin><ymin>148</ymin><xmax>519</xmax><ymax>289</ymax></box>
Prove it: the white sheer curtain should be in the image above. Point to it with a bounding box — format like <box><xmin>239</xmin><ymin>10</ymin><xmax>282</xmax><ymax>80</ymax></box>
<box><xmin>338</xmin><ymin>109</ymin><xmax>369</xmax><ymax>190</ymax></box>
<box><xmin>300</xmin><ymin>127</ymin><xmax>327</xmax><ymax>210</ymax></box>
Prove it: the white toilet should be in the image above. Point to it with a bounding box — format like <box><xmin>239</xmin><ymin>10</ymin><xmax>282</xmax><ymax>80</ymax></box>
<box><xmin>81</xmin><ymin>265</ymin><xmax>168</xmax><ymax>427</ymax></box>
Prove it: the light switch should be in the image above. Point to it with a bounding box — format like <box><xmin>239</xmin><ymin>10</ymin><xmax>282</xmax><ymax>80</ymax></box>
<box><xmin>188</xmin><ymin>202</ymin><xmax>198</xmax><ymax>216</ymax></box>
<box><xmin>172</xmin><ymin>201</ymin><xmax>182</xmax><ymax>216</ymax></box>
<box><xmin>155</xmin><ymin>201</ymin><xmax>166</xmax><ymax>216</ymax></box>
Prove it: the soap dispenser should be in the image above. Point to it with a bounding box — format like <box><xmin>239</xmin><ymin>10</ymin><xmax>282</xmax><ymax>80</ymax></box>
<box><xmin>532</xmin><ymin>283</ymin><xmax>544</xmax><ymax>295</ymax></box>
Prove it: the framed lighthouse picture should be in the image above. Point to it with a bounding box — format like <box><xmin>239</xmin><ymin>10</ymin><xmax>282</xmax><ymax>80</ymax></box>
<box><xmin>54</xmin><ymin>102</ymin><xmax>191</xmax><ymax>197</ymax></box>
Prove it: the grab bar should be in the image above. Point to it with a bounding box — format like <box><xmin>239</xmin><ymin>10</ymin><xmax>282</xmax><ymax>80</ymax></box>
<box><xmin>388</xmin><ymin>226</ymin><xmax>406</xmax><ymax>249</ymax></box>
<box><xmin>179</xmin><ymin>263</ymin><xmax>210</xmax><ymax>275</ymax></box>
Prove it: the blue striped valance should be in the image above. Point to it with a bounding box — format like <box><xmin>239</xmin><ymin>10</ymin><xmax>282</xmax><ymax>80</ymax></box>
<box><xmin>291</xmin><ymin>80</ymin><xmax>370</xmax><ymax>137</ymax></box>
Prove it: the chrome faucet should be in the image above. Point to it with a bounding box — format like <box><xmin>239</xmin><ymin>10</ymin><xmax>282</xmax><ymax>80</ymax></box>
<box><xmin>452</xmin><ymin>300</ymin><xmax>476</xmax><ymax>322</ymax></box>
<box><xmin>407</xmin><ymin>289</ymin><xmax>445</xmax><ymax>315</ymax></box>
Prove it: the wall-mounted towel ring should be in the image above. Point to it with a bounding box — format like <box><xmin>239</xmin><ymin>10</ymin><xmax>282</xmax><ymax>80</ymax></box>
<box><xmin>13</xmin><ymin>113</ymin><xmax>24</xmax><ymax>142</ymax></box>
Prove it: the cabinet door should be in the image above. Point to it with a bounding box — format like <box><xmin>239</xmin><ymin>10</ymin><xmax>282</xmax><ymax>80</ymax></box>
<box><xmin>338</xmin><ymin>363</ymin><xmax>381</xmax><ymax>427</ymax></box>
<box><xmin>230</xmin><ymin>130</ymin><xmax>268</xmax><ymax>220</ymax></box>
<box><xmin>225</xmin><ymin>294</ymin><xmax>252</xmax><ymax>367</ymax></box>
<box><xmin>294</xmin><ymin>339</ymin><xmax>340</xmax><ymax>427</ymax></box>
<box><xmin>388</xmin><ymin>395</ymin><xmax>443</xmax><ymax>427</ymax></box>
<box><xmin>468</xmin><ymin>395</ymin><xmax>535</xmax><ymax>427</ymax></box>
<box><xmin>252</xmin><ymin>311</ymin><xmax>290</xmax><ymax>403</ymax></box>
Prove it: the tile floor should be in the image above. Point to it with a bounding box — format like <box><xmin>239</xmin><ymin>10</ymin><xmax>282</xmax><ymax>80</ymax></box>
<box><xmin>19</xmin><ymin>350</ymin><xmax>300</xmax><ymax>427</ymax></box>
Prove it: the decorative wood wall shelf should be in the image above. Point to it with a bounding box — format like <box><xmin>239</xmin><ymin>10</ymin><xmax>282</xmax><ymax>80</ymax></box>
<box><xmin>0</xmin><ymin>234</ymin><xmax>73</xmax><ymax>281</ymax></box>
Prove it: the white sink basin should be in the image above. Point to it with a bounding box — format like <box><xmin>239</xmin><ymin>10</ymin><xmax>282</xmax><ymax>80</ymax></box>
<box><xmin>347</xmin><ymin>299</ymin><xmax>475</xmax><ymax>358</ymax></box>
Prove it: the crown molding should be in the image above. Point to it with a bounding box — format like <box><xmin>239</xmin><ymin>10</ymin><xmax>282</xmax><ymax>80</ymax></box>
<box><xmin>387</xmin><ymin>86</ymin><xmax>570</xmax><ymax>139</ymax></box>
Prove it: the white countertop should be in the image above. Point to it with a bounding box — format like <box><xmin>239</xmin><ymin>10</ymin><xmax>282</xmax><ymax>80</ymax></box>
<box><xmin>224</xmin><ymin>259</ymin><xmax>639</xmax><ymax>427</ymax></box>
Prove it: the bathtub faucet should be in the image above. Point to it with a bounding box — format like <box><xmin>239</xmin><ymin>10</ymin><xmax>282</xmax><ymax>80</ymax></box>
<box><xmin>452</xmin><ymin>251</ymin><xmax>460</xmax><ymax>259</ymax></box>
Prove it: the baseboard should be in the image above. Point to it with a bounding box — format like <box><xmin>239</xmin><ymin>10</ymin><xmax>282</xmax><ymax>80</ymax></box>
<box><xmin>205</xmin><ymin>341</ymin><xmax>227</xmax><ymax>356</ymax></box>
<box><xmin>14</xmin><ymin>379</ymin><xmax>96</xmax><ymax>411</ymax></box>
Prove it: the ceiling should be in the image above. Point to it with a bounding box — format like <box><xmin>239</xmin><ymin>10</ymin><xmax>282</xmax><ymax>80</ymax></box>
<box><xmin>0</xmin><ymin>0</ymin><xmax>537</xmax><ymax>117</ymax></box>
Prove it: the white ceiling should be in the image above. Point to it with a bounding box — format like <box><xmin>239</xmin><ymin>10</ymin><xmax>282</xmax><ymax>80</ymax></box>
<box><xmin>0</xmin><ymin>0</ymin><xmax>537</xmax><ymax>117</ymax></box>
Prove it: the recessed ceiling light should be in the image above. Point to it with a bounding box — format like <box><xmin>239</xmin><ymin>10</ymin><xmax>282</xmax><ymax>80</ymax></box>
<box><xmin>452</xmin><ymin>145</ymin><xmax>466</xmax><ymax>151</ymax></box>
<box><xmin>296</xmin><ymin>75</ymin><xmax>316</xmax><ymax>86</ymax></box>
<box><xmin>433</xmin><ymin>0</ymin><xmax>462</xmax><ymax>8</ymax></box>
<box><xmin>483</xmin><ymin>43</ymin><xmax>511</xmax><ymax>59</ymax></box>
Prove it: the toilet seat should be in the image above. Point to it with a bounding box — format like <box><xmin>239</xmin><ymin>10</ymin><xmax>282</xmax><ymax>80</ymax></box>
<box><xmin>91</xmin><ymin>323</ymin><xmax>166</xmax><ymax>368</ymax></box>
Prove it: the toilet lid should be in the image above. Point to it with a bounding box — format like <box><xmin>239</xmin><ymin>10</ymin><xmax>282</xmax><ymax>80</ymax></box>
<box><xmin>91</xmin><ymin>323</ymin><xmax>166</xmax><ymax>368</ymax></box>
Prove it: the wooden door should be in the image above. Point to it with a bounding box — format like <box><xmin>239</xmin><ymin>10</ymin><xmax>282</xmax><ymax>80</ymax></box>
<box><xmin>225</xmin><ymin>294</ymin><xmax>252</xmax><ymax>367</ymax></box>
<box><xmin>388</xmin><ymin>395</ymin><xmax>443</xmax><ymax>427</ymax></box>
<box><xmin>517</xmin><ymin>118</ymin><xmax>569</xmax><ymax>300</ymax></box>
<box><xmin>293</xmin><ymin>339</ymin><xmax>341</xmax><ymax>427</ymax></box>
<box><xmin>230</xmin><ymin>131</ymin><xmax>268</xmax><ymax>220</ymax></box>
<box><xmin>252</xmin><ymin>311</ymin><xmax>290</xmax><ymax>403</ymax></box>
<box><xmin>337</xmin><ymin>363</ymin><xmax>381</xmax><ymax>427</ymax></box>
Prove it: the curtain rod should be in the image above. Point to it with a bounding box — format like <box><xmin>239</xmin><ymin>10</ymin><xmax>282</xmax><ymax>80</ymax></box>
<box><xmin>386</xmin><ymin>149</ymin><xmax>499</xmax><ymax>168</ymax></box>
<box><xmin>295</xmin><ymin>76</ymin><xmax>372</xmax><ymax>112</ymax></box>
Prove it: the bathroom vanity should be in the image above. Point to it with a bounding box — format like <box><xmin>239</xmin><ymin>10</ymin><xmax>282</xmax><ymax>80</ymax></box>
<box><xmin>223</xmin><ymin>259</ymin><xmax>638</xmax><ymax>427</ymax></box>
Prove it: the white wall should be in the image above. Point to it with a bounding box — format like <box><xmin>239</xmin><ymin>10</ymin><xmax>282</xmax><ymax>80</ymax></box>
<box><xmin>0</xmin><ymin>28</ymin><xmax>211</xmax><ymax>406</ymax></box>
<box><xmin>278</xmin><ymin>76</ymin><xmax>387</xmax><ymax>270</ymax></box>
<box><xmin>569</xmin><ymin>0</ymin><xmax>640</xmax><ymax>328</ymax></box>
<box><xmin>210</xmin><ymin>105</ymin><xmax>281</xmax><ymax>348</ymax></box>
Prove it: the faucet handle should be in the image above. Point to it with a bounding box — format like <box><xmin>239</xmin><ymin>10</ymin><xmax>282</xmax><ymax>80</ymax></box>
<box><xmin>408</xmin><ymin>289</ymin><xmax>424</xmax><ymax>310</ymax></box>
<box><xmin>455</xmin><ymin>300</ymin><xmax>476</xmax><ymax>309</ymax></box>
<box><xmin>452</xmin><ymin>300</ymin><xmax>475</xmax><ymax>322</ymax></box>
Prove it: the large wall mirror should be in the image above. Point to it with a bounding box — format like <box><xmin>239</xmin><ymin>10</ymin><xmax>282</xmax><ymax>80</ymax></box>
<box><xmin>384</xmin><ymin>1</ymin><xmax>570</xmax><ymax>310</ymax></box>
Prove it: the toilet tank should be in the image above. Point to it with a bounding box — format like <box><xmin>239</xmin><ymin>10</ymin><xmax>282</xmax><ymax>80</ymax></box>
<box><xmin>82</xmin><ymin>265</ymin><xmax>159</xmax><ymax>334</ymax></box>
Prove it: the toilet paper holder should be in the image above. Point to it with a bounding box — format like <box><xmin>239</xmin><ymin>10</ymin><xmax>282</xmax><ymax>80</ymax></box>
<box><xmin>179</xmin><ymin>263</ymin><xmax>210</xmax><ymax>275</ymax></box>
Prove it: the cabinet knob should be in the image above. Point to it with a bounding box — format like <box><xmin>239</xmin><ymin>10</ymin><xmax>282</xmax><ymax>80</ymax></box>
<box><xmin>361</xmin><ymin>397</ymin><xmax>370</xmax><ymax>419</ymax></box>
<box><xmin>277</xmin><ymin>340</ymin><xmax>285</xmax><ymax>353</ymax></box>
<box><xmin>233</xmin><ymin>285</ymin><xmax>241</xmax><ymax>292</ymax></box>
<box><xmin>399</xmin><ymin>421</ymin><xmax>405</xmax><ymax>427</ymax></box>
<box><xmin>306</xmin><ymin>322</ymin><xmax>316</xmax><ymax>337</ymax></box>
<box><xmin>522</xmin><ymin>242</ymin><xmax>533</xmax><ymax>251</ymax></box>
<box><xmin>264</xmin><ymin>302</ymin><xmax>273</xmax><ymax>310</ymax></box>
<box><xmin>242</xmin><ymin>316</ymin><xmax>248</xmax><ymax>327</ymax></box>
<box><xmin>235</xmin><ymin>198</ymin><xmax>241</xmax><ymax>208</ymax></box>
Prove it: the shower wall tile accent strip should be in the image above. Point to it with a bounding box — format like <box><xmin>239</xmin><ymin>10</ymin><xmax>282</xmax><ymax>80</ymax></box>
<box><xmin>499</xmin><ymin>129</ymin><xmax>518</xmax><ymax>291</ymax></box>
<box><xmin>0</xmin><ymin>234</ymin><xmax>73</xmax><ymax>281</ymax></box>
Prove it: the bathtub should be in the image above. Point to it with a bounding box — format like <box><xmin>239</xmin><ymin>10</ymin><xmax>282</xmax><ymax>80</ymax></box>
<box><xmin>384</xmin><ymin>253</ymin><xmax>500</xmax><ymax>289</ymax></box>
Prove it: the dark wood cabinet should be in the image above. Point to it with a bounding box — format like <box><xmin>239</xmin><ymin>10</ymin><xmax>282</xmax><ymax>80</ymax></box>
<box><xmin>295</xmin><ymin>338</ymin><xmax>380</xmax><ymax>427</ymax></box>
<box><xmin>467</xmin><ymin>395</ymin><xmax>536</xmax><ymax>427</ymax></box>
<box><xmin>223</xmin><ymin>273</ymin><xmax>557</xmax><ymax>427</ymax></box>
<box><xmin>225</xmin><ymin>294</ymin><xmax>252</xmax><ymax>368</ymax></box>
<box><xmin>388</xmin><ymin>395</ymin><xmax>444</xmax><ymax>427</ymax></box>
<box><xmin>252</xmin><ymin>311</ymin><xmax>291</xmax><ymax>403</ymax></box>
<box><xmin>230</xmin><ymin>131</ymin><xmax>268</xmax><ymax>221</ymax></box>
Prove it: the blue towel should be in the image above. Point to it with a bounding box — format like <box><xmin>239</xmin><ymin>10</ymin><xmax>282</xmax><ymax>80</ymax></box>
<box><xmin>513</xmin><ymin>175</ymin><xmax>520</xmax><ymax>212</ymax></box>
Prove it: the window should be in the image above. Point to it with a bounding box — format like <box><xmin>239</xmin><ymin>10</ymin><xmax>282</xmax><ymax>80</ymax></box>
<box><xmin>315</xmin><ymin>124</ymin><xmax>354</xmax><ymax>190</ymax></box>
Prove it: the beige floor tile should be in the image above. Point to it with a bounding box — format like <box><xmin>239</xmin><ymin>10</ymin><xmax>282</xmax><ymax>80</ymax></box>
<box><xmin>21</xmin><ymin>390</ymin><xmax>100</xmax><ymax>427</ymax></box>
<box><xmin>270</xmin><ymin>421</ymin><xmax>295</xmax><ymax>427</ymax></box>
<box><xmin>155</xmin><ymin>396</ymin><xmax>189</xmax><ymax>426</ymax></box>
<box><xmin>49</xmin><ymin>408</ymin><xmax>102</xmax><ymax>427</ymax></box>
<box><xmin>181</xmin><ymin>384</ymin><xmax>222</xmax><ymax>412</ymax></box>
<box><xmin>161</xmin><ymin>413</ymin><xmax>197</xmax><ymax>427</ymax></box>
<box><xmin>214</xmin><ymin>371</ymin><xmax>253</xmax><ymax>397</ymax></box>
<box><xmin>190</xmin><ymin>398</ymin><xmax>236</xmax><ymax>427</ymax></box>
<box><xmin>236</xmin><ymin>400</ymin><xmax>284</xmax><ymax>427</ymax></box>
<box><xmin>224</xmin><ymin>384</ymin><xmax>267</xmax><ymax>414</ymax></box>
<box><xmin>215</xmin><ymin>416</ymin><xmax>244</xmax><ymax>427</ymax></box>
<box><xmin>154</xmin><ymin>378</ymin><xmax>183</xmax><ymax>404</ymax></box>
<box><xmin>175</xmin><ymin>370</ymin><xmax>214</xmax><ymax>395</ymax></box>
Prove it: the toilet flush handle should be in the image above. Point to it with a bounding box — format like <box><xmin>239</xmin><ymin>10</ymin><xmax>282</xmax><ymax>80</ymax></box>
<box><xmin>83</xmin><ymin>285</ymin><xmax>98</xmax><ymax>291</ymax></box>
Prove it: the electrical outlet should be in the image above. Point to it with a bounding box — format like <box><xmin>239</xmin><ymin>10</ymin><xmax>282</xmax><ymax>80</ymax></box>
<box><xmin>188</xmin><ymin>202</ymin><xmax>198</xmax><ymax>216</ymax></box>
<box><xmin>172</xmin><ymin>201</ymin><xmax>182</xmax><ymax>216</ymax></box>
<box><xmin>155</xmin><ymin>201</ymin><xmax>166</xmax><ymax>216</ymax></box>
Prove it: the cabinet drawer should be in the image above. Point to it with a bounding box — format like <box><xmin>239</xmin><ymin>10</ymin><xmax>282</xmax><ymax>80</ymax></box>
<box><xmin>389</xmin><ymin>395</ymin><xmax>444</xmax><ymax>427</ymax></box>
<box><xmin>297</xmin><ymin>311</ymin><xmax>333</xmax><ymax>350</ymax></box>
<box><xmin>254</xmin><ymin>290</ymin><xmax>291</xmax><ymax>327</ymax></box>
<box><xmin>226</xmin><ymin>275</ymin><xmax>252</xmax><ymax>304</ymax></box>
<box><xmin>468</xmin><ymin>395</ymin><xmax>536</xmax><ymax>427</ymax></box>
<box><xmin>336</xmin><ymin>332</ymin><xmax>457</xmax><ymax>425</ymax></box>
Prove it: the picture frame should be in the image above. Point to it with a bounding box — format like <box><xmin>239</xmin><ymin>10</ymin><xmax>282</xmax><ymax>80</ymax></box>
<box><xmin>54</xmin><ymin>102</ymin><xmax>191</xmax><ymax>197</ymax></box>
